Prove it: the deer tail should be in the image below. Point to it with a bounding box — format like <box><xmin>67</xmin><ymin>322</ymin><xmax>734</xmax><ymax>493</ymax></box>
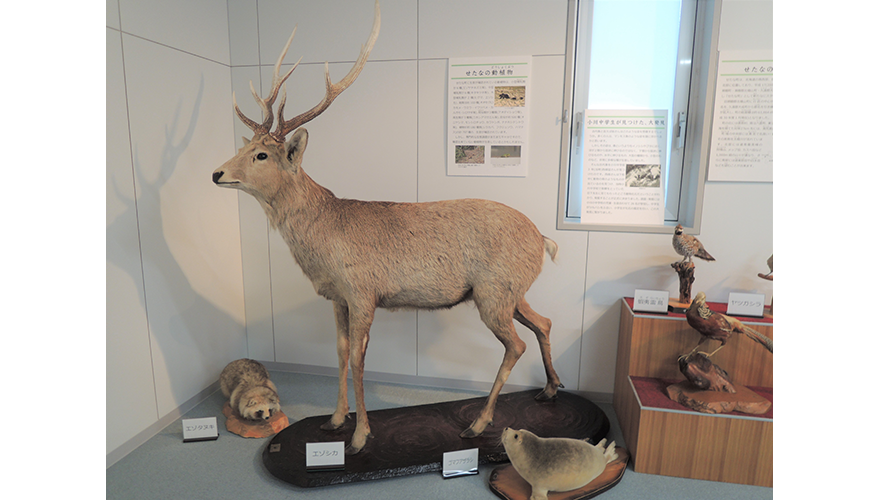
<box><xmin>743</xmin><ymin>326</ymin><xmax>773</xmax><ymax>353</ymax></box>
<box><xmin>543</xmin><ymin>236</ymin><xmax>559</xmax><ymax>263</ymax></box>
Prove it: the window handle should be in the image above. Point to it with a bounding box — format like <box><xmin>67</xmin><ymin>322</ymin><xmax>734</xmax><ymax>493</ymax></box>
<box><xmin>676</xmin><ymin>111</ymin><xmax>687</xmax><ymax>149</ymax></box>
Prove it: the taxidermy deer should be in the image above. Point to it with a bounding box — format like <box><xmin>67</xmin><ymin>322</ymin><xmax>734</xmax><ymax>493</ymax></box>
<box><xmin>212</xmin><ymin>1</ymin><xmax>562</xmax><ymax>454</ymax></box>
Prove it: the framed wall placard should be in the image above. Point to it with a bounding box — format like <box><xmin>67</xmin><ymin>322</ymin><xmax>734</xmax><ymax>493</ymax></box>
<box><xmin>708</xmin><ymin>50</ymin><xmax>773</xmax><ymax>182</ymax></box>
<box><xmin>447</xmin><ymin>56</ymin><xmax>531</xmax><ymax>177</ymax></box>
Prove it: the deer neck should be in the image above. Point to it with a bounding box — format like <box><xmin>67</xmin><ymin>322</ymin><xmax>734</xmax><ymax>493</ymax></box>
<box><xmin>258</xmin><ymin>167</ymin><xmax>335</xmax><ymax>259</ymax></box>
<box><xmin>257</xmin><ymin>164</ymin><xmax>335</xmax><ymax>227</ymax></box>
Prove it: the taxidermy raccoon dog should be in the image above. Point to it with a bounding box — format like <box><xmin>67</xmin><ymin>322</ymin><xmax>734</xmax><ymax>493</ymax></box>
<box><xmin>219</xmin><ymin>359</ymin><xmax>281</xmax><ymax>421</ymax></box>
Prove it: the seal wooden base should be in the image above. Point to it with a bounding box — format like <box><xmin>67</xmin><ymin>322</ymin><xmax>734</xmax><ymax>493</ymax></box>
<box><xmin>666</xmin><ymin>381</ymin><xmax>771</xmax><ymax>415</ymax></box>
<box><xmin>489</xmin><ymin>447</ymin><xmax>629</xmax><ymax>500</ymax></box>
<box><xmin>222</xmin><ymin>402</ymin><xmax>289</xmax><ymax>438</ymax></box>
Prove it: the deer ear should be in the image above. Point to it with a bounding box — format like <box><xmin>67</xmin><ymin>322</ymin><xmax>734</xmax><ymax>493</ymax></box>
<box><xmin>285</xmin><ymin>128</ymin><xmax>309</xmax><ymax>169</ymax></box>
<box><xmin>241</xmin><ymin>136</ymin><xmax>250</xmax><ymax>147</ymax></box>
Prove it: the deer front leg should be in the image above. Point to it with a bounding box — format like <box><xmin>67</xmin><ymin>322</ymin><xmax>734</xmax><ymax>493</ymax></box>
<box><xmin>461</xmin><ymin>317</ymin><xmax>526</xmax><ymax>438</ymax></box>
<box><xmin>344</xmin><ymin>304</ymin><xmax>375</xmax><ymax>455</ymax></box>
<box><xmin>321</xmin><ymin>301</ymin><xmax>351</xmax><ymax>431</ymax></box>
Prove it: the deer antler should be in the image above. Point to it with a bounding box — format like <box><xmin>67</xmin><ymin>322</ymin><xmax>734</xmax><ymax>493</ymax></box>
<box><xmin>233</xmin><ymin>26</ymin><xmax>302</xmax><ymax>136</ymax></box>
<box><xmin>271</xmin><ymin>0</ymin><xmax>380</xmax><ymax>142</ymax></box>
<box><xmin>233</xmin><ymin>1</ymin><xmax>381</xmax><ymax>143</ymax></box>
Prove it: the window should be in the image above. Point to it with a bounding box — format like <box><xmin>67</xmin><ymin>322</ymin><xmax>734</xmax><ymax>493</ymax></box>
<box><xmin>557</xmin><ymin>0</ymin><xmax>719</xmax><ymax>233</ymax></box>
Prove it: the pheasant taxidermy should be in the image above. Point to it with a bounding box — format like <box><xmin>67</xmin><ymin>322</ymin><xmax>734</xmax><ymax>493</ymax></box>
<box><xmin>673</xmin><ymin>224</ymin><xmax>715</xmax><ymax>263</ymax></box>
<box><xmin>683</xmin><ymin>292</ymin><xmax>772</xmax><ymax>359</ymax></box>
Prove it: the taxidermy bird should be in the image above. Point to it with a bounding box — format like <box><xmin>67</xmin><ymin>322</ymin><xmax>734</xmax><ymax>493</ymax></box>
<box><xmin>672</xmin><ymin>224</ymin><xmax>715</xmax><ymax>263</ymax></box>
<box><xmin>683</xmin><ymin>292</ymin><xmax>773</xmax><ymax>358</ymax></box>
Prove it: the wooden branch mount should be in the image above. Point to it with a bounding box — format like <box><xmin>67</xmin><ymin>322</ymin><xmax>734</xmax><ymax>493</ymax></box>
<box><xmin>670</xmin><ymin>261</ymin><xmax>695</xmax><ymax>304</ymax></box>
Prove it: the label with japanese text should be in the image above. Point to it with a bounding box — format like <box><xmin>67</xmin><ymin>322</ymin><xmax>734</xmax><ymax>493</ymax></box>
<box><xmin>442</xmin><ymin>448</ymin><xmax>479</xmax><ymax>478</ymax></box>
<box><xmin>726</xmin><ymin>292</ymin><xmax>765</xmax><ymax>317</ymax></box>
<box><xmin>633</xmin><ymin>289</ymin><xmax>669</xmax><ymax>314</ymax></box>
<box><xmin>305</xmin><ymin>442</ymin><xmax>345</xmax><ymax>470</ymax></box>
<box><xmin>182</xmin><ymin>417</ymin><xmax>219</xmax><ymax>442</ymax></box>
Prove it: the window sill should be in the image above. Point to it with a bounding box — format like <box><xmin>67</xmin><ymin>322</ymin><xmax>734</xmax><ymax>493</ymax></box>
<box><xmin>557</xmin><ymin>217</ymin><xmax>682</xmax><ymax>234</ymax></box>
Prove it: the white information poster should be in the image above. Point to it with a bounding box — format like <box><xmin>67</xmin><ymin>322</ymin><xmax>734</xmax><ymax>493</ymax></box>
<box><xmin>581</xmin><ymin>110</ymin><xmax>667</xmax><ymax>225</ymax></box>
<box><xmin>447</xmin><ymin>56</ymin><xmax>530</xmax><ymax>177</ymax></box>
<box><xmin>708</xmin><ymin>50</ymin><xmax>773</xmax><ymax>182</ymax></box>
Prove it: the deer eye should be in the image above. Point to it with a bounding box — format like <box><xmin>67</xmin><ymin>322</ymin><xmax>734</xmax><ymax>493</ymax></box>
<box><xmin>256</xmin><ymin>152</ymin><xmax>268</xmax><ymax>160</ymax></box>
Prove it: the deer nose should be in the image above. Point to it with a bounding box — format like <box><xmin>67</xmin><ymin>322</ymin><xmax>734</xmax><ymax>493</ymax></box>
<box><xmin>212</xmin><ymin>171</ymin><xmax>223</xmax><ymax>184</ymax></box>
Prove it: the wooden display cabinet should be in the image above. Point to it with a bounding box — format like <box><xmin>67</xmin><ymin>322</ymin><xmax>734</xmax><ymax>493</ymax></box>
<box><xmin>613</xmin><ymin>298</ymin><xmax>773</xmax><ymax>487</ymax></box>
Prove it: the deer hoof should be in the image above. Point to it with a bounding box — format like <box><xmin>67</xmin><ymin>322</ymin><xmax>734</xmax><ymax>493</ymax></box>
<box><xmin>459</xmin><ymin>427</ymin><xmax>480</xmax><ymax>439</ymax></box>
<box><xmin>344</xmin><ymin>432</ymin><xmax>373</xmax><ymax>455</ymax></box>
<box><xmin>319</xmin><ymin>417</ymin><xmax>345</xmax><ymax>431</ymax></box>
<box><xmin>344</xmin><ymin>443</ymin><xmax>364</xmax><ymax>455</ymax></box>
<box><xmin>460</xmin><ymin>420</ymin><xmax>489</xmax><ymax>439</ymax></box>
<box><xmin>535</xmin><ymin>387</ymin><xmax>559</xmax><ymax>401</ymax></box>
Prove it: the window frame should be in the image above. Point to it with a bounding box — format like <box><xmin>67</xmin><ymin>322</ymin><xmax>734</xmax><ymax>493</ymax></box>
<box><xmin>556</xmin><ymin>0</ymin><xmax>722</xmax><ymax>234</ymax></box>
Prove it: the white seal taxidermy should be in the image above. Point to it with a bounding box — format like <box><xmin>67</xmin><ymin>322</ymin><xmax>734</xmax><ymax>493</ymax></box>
<box><xmin>501</xmin><ymin>428</ymin><xmax>618</xmax><ymax>500</ymax></box>
<box><xmin>220</xmin><ymin>359</ymin><xmax>281</xmax><ymax>421</ymax></box>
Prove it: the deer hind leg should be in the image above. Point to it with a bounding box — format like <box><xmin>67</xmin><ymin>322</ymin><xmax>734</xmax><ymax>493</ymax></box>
<box><xmin>514</xmin><ymin>298</ymin><xmax>563</xmax><ymax>401</ymax></box>
<box><xmin>344</xmin><ymin>304</ymin><xmax>376</xmax><ymax>455</ymax></box>
<box><xmin>321</xmin><ymin>301</ymin><xmax>351</xmax><ymax>431</ymax></box>
<box><xmin>461</xmin><ymin>298</ymin><xmax>526</xmax><ymax>439</ymax></box>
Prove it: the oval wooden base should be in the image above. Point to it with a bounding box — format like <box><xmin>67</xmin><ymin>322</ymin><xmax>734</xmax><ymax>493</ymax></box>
<box><xmin>489</xmin><ymin>447</ymin><xmax>629</xmax><ymax>500</ymax></box>
<box><xmin>222</xmin><ymin>402</ymin><xmax>289</xmax><ymax>438</ymax></box>
<box><xmin>263</xmin><ymin>390</ymin><xmax>610</xmax><ymax>488</ymax></box>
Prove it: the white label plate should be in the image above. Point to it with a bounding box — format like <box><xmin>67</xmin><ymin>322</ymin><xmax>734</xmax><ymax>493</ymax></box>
<box><xmin>727</xmin><ymin>292</ymin><xmax>765</xmax><ymax>317</ymax></box>
<box><xmin>182</xmin><ymin>417</ymin><xmax>219</xmax><ymax>442</ymax></box>
<box><xmin>306</xmin><ymin>442</ymin><xmax>345</xmax><ymax>470</ymax></box>
<box><xmin>633</xmin><ymin>289</ymin><xmax>669</xmax><ymax>313</ymax></box>
<box><xmin>442</xmin><ymin>448</ymin><xmax>479</xmax><ymax>478</ymax></box>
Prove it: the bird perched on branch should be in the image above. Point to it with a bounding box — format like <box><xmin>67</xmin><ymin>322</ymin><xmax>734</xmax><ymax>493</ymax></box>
<box><xmin>673</xmin><ymin>224</ymin><xmax>715</xmax><ymax>263</ymax></box>
<box><xmin>682</xmin><ymin>292</ymin><xmax>772</xmax><ymax>359</ymax></box>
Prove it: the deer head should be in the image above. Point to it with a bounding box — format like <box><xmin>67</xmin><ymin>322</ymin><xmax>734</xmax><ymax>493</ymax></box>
<box><xmin>212</xmin><ymin>0</ymin><xmax>380</xmax><ymax>203</ymax></box>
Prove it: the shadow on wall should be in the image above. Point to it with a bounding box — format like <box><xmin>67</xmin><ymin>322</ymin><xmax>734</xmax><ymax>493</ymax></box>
<box><xmin>107</xmin><ymin>77</ymin><xmax>242</xmax><ymax>409</ymax></box>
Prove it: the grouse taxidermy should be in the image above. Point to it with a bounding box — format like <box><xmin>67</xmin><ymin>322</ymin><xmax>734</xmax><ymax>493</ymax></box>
<box><xmin>683</xmin><ymin>292</ymin><xmax>772</xmax><ymax>359</ymax></box>
<box><xmin>673</xmin><ymin>224</ymin><xmax>715</xmax><ymax>263</ymax></box>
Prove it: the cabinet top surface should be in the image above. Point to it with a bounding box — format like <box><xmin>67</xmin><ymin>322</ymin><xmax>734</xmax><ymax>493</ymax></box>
<box><xmin>623</xmin><ymin>297</ymin><xmax>773</xmax><ymax>326</ymax></box>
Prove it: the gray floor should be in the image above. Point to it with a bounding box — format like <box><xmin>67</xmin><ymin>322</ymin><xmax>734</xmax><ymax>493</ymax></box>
<box><xmin>106</xmin><ymin>371</ymin><xmax>773</xmax><ymax>499</ymax></box>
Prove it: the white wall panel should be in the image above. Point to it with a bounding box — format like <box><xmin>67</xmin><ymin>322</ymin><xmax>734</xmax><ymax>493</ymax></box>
<box><xmin>121</xmin><ymin>33</ymin><xmax>246</xmax><ymax>416</ymax></box>
<box><xmin>106</xmin><ymin>27</ymin><xmax>159</xmax><ymax>455</ymax></box>
<box><xmin>419</xmin><ymin>0</ymin><xmax>568</xmax><ymax>59</ymax></box>
<box><xmin>228</xmin><ymin>0</ymin><xmax>260</xmax><ymax>66</ymax></box>
<box><xmin>107</xmin><ymin>0</ymin><xmax>120</xmax><ymax>29</ymax></box>
<box><xmin>118</xmin><ymin>0</ymin><xmax>231</xmax><ymax>64</ymax></box>
<box><xmin>257</xmin><ymin>0</ymin><xmax>417</xmax><ymax>64</ymax></box>
<box><xmin>719</xmin><ymin>0</ymin><xmax>773</xmax><ymax>50</ymax></box>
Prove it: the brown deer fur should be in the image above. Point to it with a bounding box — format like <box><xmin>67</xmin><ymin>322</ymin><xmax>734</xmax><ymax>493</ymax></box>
<box><xmin>211</xmin><ymin>1</ymin><xmax>562</xmax><ymax>454</ymax></box>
